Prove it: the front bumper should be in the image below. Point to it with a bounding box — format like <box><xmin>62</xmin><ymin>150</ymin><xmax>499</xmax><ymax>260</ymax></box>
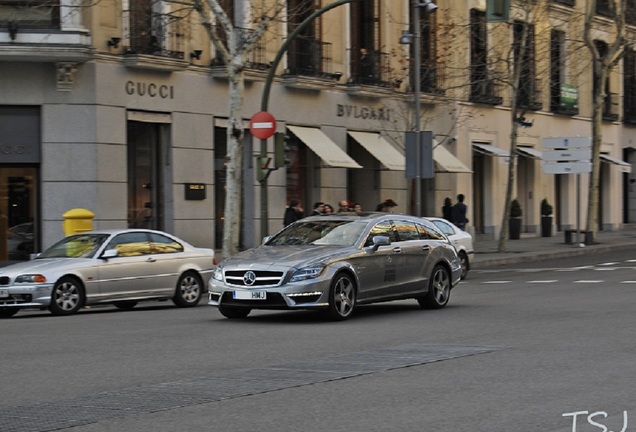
<box><xmin>208</xmin><ymin>277</ymin><xmax>331</xmax><ymax>310</ymax></box>
<box><xmin>0</xmin><ymin>284</ymin><xmax>54</xmax><ymax>309</ymax></box>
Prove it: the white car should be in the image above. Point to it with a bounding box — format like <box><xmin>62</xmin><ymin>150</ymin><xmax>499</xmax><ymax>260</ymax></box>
<box><xmin>0</xmin><ymin>229</ymin><xmax>216</xmax><ymax>318</ymax></box>
<box><xmin>426</xmin><ymin>217</ymin><xmax>474</xmax><ymax>279</ymax></box>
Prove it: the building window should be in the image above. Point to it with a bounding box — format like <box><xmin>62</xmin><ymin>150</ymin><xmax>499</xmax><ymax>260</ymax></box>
<box><xmin>596</xmin><ymin>0</ymin><xmax>612</xmax><ymax>17</ymax></box>
<box><xmin>420</xmin><ymin>2</ymin><xmax>442</xmax><ymax>94</ymax></box>
<box><xmin>123</xmin><ymin>0</ymin><xmax>186</xmax><ymax>59</ymax></box>
<box><xmin>348</xmin><ymin>0</ymin><xmax>393</xmax><ymax>87</ymax></box>
<box><xmin>0</xmin><ymin>0</ymin><xmax>60</xmax><ymax>29</ymax></box>
<box><xmin>469</xmin><ymin>9</ymin><xmax>501</xmax><ymax>105</ymax></box>
<box><xmin>286</xmin><ymin>0</ymin><xmax>334</xmax><ymax>78</ymax></box>
<box><xmin>594</xmin><ymin>40</ymin><xmax>619</xmax><ymax>121</ymax></box>
<box><xmin>550</xmin><ymin>29</ymin><xmax>577</xmax><ymax>115</ymax></box>
<box><xmin>624</xmin><ymin>48</ymin><xmax>636</xmax><ymax>124</ymax></box>
<box><xmin>627</xmin><ymin>0</ymin><xmax>636</xmax><ymax>26</ymax></box>
<box><xmin>514</xmin><ymin>20</ymin><xmax>541</xmax><ymax>110</ymax></box>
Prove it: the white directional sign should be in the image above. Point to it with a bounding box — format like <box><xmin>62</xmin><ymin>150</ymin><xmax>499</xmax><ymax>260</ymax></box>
<box><xmin>543</xmin><ymin>162</ymin><xmax>592</xmax><ymax>174</ymax></box>
<box><xmin>542</xmin><ymin>136</ymin><xmax>591</xmax><ymax>175</ymax></box>
<box><xmin>542</xmin><ymin>136</ymin><xmax>591</xmax><ymax>149</ymax></box>
<box><xmin>542</xmin><ymin>149</ymin><xmax>592</xmax><ymax>162</ymax></box>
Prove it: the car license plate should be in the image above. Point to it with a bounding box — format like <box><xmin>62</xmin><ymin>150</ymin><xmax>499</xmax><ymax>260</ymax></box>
<box><xmin>233</xmin><ymin>290</ymin><xmax>267</xmax><ymax>300</ymax></box>
<box><xmin>0</xmin><ymin>289</ymin><xmax>9</xmax><ymax>299</ymax></box>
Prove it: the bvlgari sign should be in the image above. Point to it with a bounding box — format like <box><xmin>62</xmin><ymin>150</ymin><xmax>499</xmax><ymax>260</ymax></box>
<box><xmin>336</xmin><ymin>104</ymin><xmax>392</xmax><ymax>121</ymax></box>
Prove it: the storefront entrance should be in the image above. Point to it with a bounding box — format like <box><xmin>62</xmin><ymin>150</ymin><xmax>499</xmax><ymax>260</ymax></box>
<box><xmin>0</xmin><ymin>167</ymin><xmax>37</xmax><ymax>261</ymax></box>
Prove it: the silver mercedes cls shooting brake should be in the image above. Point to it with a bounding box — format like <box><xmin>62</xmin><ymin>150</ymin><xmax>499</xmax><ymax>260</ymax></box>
<box><xmin>208</xmin><ymin>213</ymin><xmax>462</xmax><ymax>320</ymax></box>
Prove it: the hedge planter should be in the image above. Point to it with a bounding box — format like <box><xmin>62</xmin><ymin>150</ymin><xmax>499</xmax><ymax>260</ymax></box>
<box><xmin>541</xmin><ymin>216</ymin><xmax>553</xmax><ymax>237</ymax></box>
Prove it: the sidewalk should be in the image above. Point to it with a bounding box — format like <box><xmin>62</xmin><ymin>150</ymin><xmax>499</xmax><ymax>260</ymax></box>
<box><xmin>472</xmin><ymin>225</ymin><xmax>636</xmax><ymax>268</ymax></box>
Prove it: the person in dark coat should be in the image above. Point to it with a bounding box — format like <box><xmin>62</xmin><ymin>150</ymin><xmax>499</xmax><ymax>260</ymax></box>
<box><xmin>442</xmin><ymin>197</ymin><xmax>453</xmax><ymax>222</ymax></box>
<box><xmin>284</xmin><ymin>199</ymin><xmax>304</xmax><ymax>226</ymax></box>
<box><xmin>451</xmin><ymin>194</ymin><xmax>468</xmax><ymax>230</ymax></box>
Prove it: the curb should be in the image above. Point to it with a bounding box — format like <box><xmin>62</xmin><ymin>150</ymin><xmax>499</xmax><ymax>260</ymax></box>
<box><xmin>473</xmin><ymin>242</ymin><xmax>636</xmax><ymax>269</ymax></box>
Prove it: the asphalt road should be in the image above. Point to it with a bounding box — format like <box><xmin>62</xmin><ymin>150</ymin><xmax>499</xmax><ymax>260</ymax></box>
<box><xmin>2</xmin><ymin>248</ymin><xmax>636</xmax><ymax>432</ymax></box>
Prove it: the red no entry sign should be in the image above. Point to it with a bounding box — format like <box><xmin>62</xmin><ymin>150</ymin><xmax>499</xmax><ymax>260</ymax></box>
<box><xmin>249</xmin><ymin>111</ymin><xmax>277</xmax><ymax>140</ymax></box>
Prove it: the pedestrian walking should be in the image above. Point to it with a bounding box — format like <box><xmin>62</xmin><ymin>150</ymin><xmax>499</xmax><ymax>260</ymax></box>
<box><xmin>451</xmin><ymin>194</ymin><xmax>468</xmax><ymax>230</ymax></box>
<box><xmin>311</xmin><ymin>202</ymin><xmax>325</xmax><ymax>216</ymax></box>
<box><xmin>284</xmin><ymin>199</ymin><xmax>304</xmax><ymax>226</ymax></box>
<box><xmin>442</xmin><ymin>197</ymin><xmax>453</xmax><ymax>222</ymax></box>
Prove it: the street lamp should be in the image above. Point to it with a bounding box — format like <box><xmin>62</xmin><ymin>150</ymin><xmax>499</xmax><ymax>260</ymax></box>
<box><xmin>400</xmin><ymin>0</ymin><xmax>437</xmax><ymax>216</ymax></box>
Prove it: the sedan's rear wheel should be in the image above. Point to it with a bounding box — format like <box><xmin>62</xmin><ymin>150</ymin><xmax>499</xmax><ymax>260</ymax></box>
<box><xmin>218</xmin><ymin>306</ymin><xmax>251</xmax><ymax>319</ymax></box>
<box><xmin>0</xmin><ymin>309</ymin><xmax>18</xmax><ymax>318</ymax></box>
<box><xmin>324</xmin><ymin>273</ymin><xmax>356</xmax><ymax>321</ymax></box>
<box><xmin>48</xmin><ymin>277</ymin><xmax>84</xmax><ymax>316</ymax></box>
<box><xmin>173</xmin><ymin>272</ymin><xmax>203</xmax><ymax>307</ymax></box>
<box><xmin>418</xmin><ymin>265</ymin><xmax>451</xmax><ymax>309</ymax></box>
<box><xmin>458</xmin><ymin>251</ymin><xmax>469</xmax><ymax>280</ymax></box>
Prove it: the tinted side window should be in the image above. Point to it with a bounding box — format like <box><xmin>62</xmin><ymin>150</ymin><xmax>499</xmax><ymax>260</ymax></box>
<box><xmin>393</xmin><ymin>220</ymin><xmax>420</xmax><ymax>241</ymax></box>
<box><xmin>149</xmin><ymin>233</ymin><xmax>184</xmax><ymax>254</ymax></box>
<box><xmin>417</xmin><ymin>223</ymin><xmax>446</xmax><ymax>240</ymax></box>
<box><xmin>364</xmin><ymin>221</ymin><xmax>397</xmax><ymax>246</ymax></box>
<box><xmin>106</xmin><ymin>232</ymin><xmax>151</xmax><ymax>257</ymax></box>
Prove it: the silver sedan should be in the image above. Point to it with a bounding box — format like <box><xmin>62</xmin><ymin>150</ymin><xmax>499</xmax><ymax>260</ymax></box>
<box><xmin>0</xmin><ymin>229</ymin><xmax>216</xmax><ymax>318</ymax></box>
<box><xmin>209</xmin><ymin>213</ymin><xmax>462</xmax><ymax>320</ymax></box>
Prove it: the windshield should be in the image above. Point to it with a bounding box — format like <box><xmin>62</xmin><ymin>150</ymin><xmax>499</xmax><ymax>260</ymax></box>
<box><xmin>38</xmin><ymin>234</ymin><xmax>110</xmax><ymax>259</ymax></box>
<box><xmin>267</xmin><ymin>220</ymin><xmax>367</xmax><ymax>247</ymax></box>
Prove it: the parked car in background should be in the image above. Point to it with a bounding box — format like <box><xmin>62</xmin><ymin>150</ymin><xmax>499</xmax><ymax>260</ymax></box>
<box><xmin>0</xmin><ymin>229</ymin><xmax>216</xmax><ymax>318</ymax></box>
<box><xmin>209</xmin><ymin>213</ymin><xmax>462</xmax><ymax>321</ymax></box>
<box><xmin>425</xmin><ymin>217</ymin><xmax>474</xmax><ymax>279</ymax></box>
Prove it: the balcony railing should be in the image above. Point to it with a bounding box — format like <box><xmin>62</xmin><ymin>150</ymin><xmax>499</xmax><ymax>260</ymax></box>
<box><xmin>470</xmin><ymin>73</ymin><xmax>503</xmax><ymax>105</ymax></box>
<box><xmin>211</xmin><ymin>26</ymin><xmax>270</xmax><ymax>71</ymax></box>
<box><xmin>603</xmin><ymin>92</ymin><xmax>619</xmax><ymax>121</ymax></box>
<box><xmin>518</xmin><ymin>78</ymin><xmax>542</xmax><ymax>111</ymax></box>
<box><xmin>348</xmin><ymin>48</ymin><xmax>395</xmax><ymax>88</ymax></box>
<box><xmin>0</xmin><ymin>0</ymin><xmax>60</xmax><ymax>30</ymax></box>
<box><xmin>123</xmin><ymin>9</ymin><xmax>185</xmax><ymax>60</ymax></box>
<box><xmin>285</xmin><ymin>35</ymin><xmax>334</xmax><ymax>79</ymax></box>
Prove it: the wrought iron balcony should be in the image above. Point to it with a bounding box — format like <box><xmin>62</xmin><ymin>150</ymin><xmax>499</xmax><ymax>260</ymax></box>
<box><xmin>210</xmin><ymin>26</ymin><xmax>270</xmax><ymax>71</ymax></box>
<box><xmin>347</xmin><ymin>48</ymin><xmax>396</xmax><ymax>88</ymax></box>
<box><xmin>470</xmin><ymin>73</ymin><xmax>503</xmax><ymax>105</ymax></box>
<box><xmin>123</xmin><ymin>9</ymin><xmax>185</xmax><ymax>60</ymax></box>
<box><xmin>603</xmin><ymin>92</ymin><xmax>619</xmax><ymax>121</ymax></box>
<box><xmin>285</xmin><ymin>35</ymin><xmax>334</xmax><ymax>79</ymax></box>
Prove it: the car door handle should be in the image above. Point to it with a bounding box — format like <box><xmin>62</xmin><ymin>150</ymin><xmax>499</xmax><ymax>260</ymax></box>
<box><xmin>422</xmin><ymin>246</ymin><xmax>431</xmax><ymax>252</ymax></box>
<box><xmin>392</xmin><ymin>247</ymin><xmax>402</xmax><ymax>253</ymax></box>
<box><xmin>146</xmin><ymin>257</ymin><xmax>156</xmax><ymax>263</ymax></box>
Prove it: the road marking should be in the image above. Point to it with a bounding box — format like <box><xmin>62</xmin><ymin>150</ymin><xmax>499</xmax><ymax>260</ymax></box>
<box><xmin>573</xmin><ymin>280</ymin><xmax>604</xmax><ymax>283</ymax></box>
<box><xmin>593</xmin><ymin>267</ymin><xmax>618</xmax><ymax>271</ymax></box>
<box><xmin>620</xmin><ymin>281</ymin><xmax>636</xmax><ymax>284</ymax></box>
<box><xmin>599</xmin><ymin>262</ymin><xmax>619</xmax><ymax>266</ymax></box>
<box><xmin>526</xmin><ymin>280</ymin><xmax>558</xmax><ymax>284</ymax></box>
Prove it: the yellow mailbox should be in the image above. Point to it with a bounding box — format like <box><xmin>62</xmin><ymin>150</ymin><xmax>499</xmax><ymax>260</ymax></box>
<box><xmin>63</xmin><ymin>208</ymin><xmax>95</xmax><ymax>236</ymax></box>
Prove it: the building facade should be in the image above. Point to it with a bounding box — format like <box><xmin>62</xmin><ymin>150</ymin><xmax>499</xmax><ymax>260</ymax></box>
<box><xmin>0</xmin><ymin>0</ymin><xmax>634</xmax><ymax>261</ymax></box>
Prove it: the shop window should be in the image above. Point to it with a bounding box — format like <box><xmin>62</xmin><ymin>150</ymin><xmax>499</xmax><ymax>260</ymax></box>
<box><xmin>0</xmin><ymin>169</ymin><xmax>37</xmax><ymax>261</ymax></box>
<box><xmin>127</xmin><ymin>121</ymin><xmax>165</xmax><ymax>230</ymax></box>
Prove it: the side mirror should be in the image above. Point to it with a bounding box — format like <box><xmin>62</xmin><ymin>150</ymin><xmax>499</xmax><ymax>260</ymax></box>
<box><xmin>371</xmin><ymin>235</ymin><xmax>390</xmax><ymax>251</ymax></box>
<box><xmin>262</xmin><ymin>236</ymin><xmax>271</xmax><ymax>245</ymax></box>
<box><xmin>29</xmin><ymin>253</ymin><xmax>40</xmax><ymax>260</ymax></box>
<box><xmin>101</xmin><ymin>249</ymin><xmax>119</xmax><ymax>259</ymax></box>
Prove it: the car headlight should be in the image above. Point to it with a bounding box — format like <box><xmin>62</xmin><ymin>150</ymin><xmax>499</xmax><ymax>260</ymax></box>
<box><xmin>213</xmin><ymin>267</ymin><xmax>224</xmax><ymax>282</ymax></box>
<box><xmin>290</xmin><ymin>265</ymin><xmax>325</xmax><ymax>282</ymax></box>
<box><xmin>15</xmin><ymin>274</ymin><xmax>47</xmax><ymax>283</ymax></box>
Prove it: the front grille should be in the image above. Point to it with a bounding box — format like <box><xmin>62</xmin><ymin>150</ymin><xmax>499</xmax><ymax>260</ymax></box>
<box><xmin>0</xmin><ymin>276</ymin><xmax>10</xmax><ymax>285</ymax></box>
<box><xmin>221</xmin><ymin>292</ymin><xmax>288</xmax><ymax>308</ymax></box>
<box><xmin>224</xmin><ymin>270</ymin><xmax>285</xmax><ymax>287</ymax></box>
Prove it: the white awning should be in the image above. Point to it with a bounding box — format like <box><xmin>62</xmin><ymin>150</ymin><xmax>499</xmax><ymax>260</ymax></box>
<box><xmin>473</xmin><ymin>143</ymin><xmax>509</xmax><ymax>157</ymax></box>
<box><xmin>288</xmin><ymin>125</ymin><xmax>362</xmax><ymax>169</ymax></box>
<box><xmin>600</xmin><ymin>154</ymin><xmax>632</xmax><ymax>173</ymax></box>
<box><xmin>517</xmin><ymin>146</ymin><xmax>543</xmax><ymax>159</ymax></box>
<box><xmin>347</xmin><ymin>131</ymin><xmax>405</xmax><ymax>170</ymax></box>
<box><xmin>433</xmin><ymin>145</ymin><xmax>472</xmax><ymax>173</ymax></box>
